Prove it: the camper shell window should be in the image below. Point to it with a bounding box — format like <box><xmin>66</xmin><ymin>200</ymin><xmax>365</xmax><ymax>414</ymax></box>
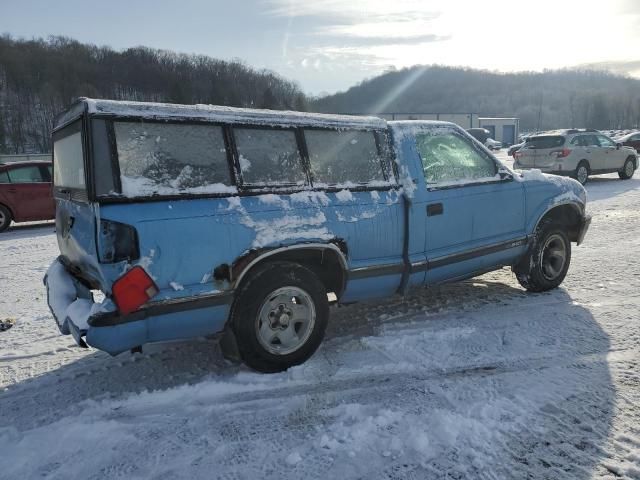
<box><xmin>80</xmin><ymin>116</ymin><xmax>395</xmax><ymax>201</ymax></box>
<box><xmin>233</xmin><ymin>127</ymin><xmax>306</xmax><ymax>186</ymax></box>
<box><xmin>52</xmin><ymin>121</ymin><xmax>85</xmax><ymax>191</ymax></box>
<box><xmin>113</xmin><ymin>121</ymin><xmax>233</xmax><ymax>197</ymax></box>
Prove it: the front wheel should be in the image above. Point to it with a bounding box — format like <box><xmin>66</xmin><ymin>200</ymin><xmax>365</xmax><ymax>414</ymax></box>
<box><xmin>513</xmin><ymin>222</ymin><xmax>572</xmax><ymax>292</ymax></box>
<box><xmin>619</xmin><ymin>158</ymin><xmax>636</xmax><ymax>180</ymax></box>
<box><xmin>230</xmin><ymin>261</ymin><xmax>329</xmax><ymax>373</ymax></box>
<box><xmin>0</xmin><ymin>205</ymin><xmax>12</xmax><ymax>233</ymax></box>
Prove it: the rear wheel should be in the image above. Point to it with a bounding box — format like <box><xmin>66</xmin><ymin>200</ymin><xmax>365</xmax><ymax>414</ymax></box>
<box><xmin>573</xmin><ymin>161</ymin><xmax>589</xmax><ymax>185</ymax></box>
<box><xmin>513</xmin><ymin>221</ymin><xmax>571</xmax><ymax>292</ymax></box>
<box><xmin>229</xmin><ymin>261</ymin><xmax>329</xmax><ymax>373</ymax></box>
<box><xmin>619</xmin><ymin>157</ymin><xmax>636</xmax><ymax>180</ymax></box>
<box><xmin>0</xmin><ymin>205</ymin><xmax>12</xmax><ymax>233</ymax></box>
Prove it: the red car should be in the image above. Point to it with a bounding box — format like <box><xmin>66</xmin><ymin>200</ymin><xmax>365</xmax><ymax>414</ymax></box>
<box><xmin>618</xmin><ymin>131</ymin><xmax>640</xmax><ymax>153</ymax></box>
<box><xmin>0</xmin><ymin>161</ymin><xmax>55</xmax><ymax>232</ymax></box>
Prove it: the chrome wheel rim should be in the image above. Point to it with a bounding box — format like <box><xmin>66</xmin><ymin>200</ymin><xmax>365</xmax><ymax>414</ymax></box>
<box><xmin>540</xmin><ymin>234</ymin><xmax>567</xmax><ymax>281</ymax></box>
<box><xmin>256</xmin><ymin>286</ymin><xmax>316</xmax><ymax>356</ymax></box>
<box><xmin>625</xmin><ymin>161</ymin><xmax>634</xmax><ymax>176</ymax></box>
<box><xmin>0</xmin><ymin>210</ymin><xmax>6</xmax><ymax>228</ymax></box>
<box><xmin>577</xmin><ymin>166</ymin><xmax>588</xmax><ymax>184</ymax></box>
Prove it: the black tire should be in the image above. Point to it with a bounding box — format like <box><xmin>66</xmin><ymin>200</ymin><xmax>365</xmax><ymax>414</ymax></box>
<box><xmin>230</xmin><ymin>261</ymin><xmax>329</xmax><ymax>373</ymax></box>
<box><xmin>0</xmin><ymin>204</ymin><xmax>12</xmax><ymax>233</ymax></box>
<box><xmin>618</xmin><ymin>157</ymin><xmax>636</xmax><ymax>180</ymax></box>
<box><xmin>573</xmin><ymin>161</ymin><xmax>590</xmax><ymax>185</ymax></box>
<box><xmin>513</xmin><ymin>221</ymin><xmax>572</xmax><ymax>292</ymax></box>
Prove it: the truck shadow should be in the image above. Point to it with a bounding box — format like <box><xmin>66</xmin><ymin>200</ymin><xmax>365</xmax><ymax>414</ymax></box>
<box><xmin>0</xmin><ymin>275</ymin><xmax>615</xmax><ymax>478</ymax></box>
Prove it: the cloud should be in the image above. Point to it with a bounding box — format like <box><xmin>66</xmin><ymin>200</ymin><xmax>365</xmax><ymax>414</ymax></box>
<box><xmin>312</xmin><ymin>33</ymin><xmax>449</xmax><ymax>48</ymax></box>
<box><xmin>263</xmin><ymin>0</ymin><xmax>447</xmax><ymax>74</ymax></box>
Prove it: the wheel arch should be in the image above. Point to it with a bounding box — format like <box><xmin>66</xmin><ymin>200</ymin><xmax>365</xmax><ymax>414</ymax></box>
<box><xmin>0</xmin><ymin>202</ymin><xmax>14</xmax><ymax>221</ymax></box>
<box><xmin>533</xmin><ymin>202</ymin><xmax>584</xmax><ymax>243</ymax></box>
<box><xmin>230</xmin><ymin>242</ymin><xmax>349</xmax><ymax>300</ymax></box>
<box><xmin>577</xmin><ymin>159</ymin><xmax>590</xmax><ymax>170</ymax></box>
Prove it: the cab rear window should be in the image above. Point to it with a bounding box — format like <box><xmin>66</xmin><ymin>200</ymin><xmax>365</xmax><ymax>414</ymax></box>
<box><xmin>304</xmin><ymin>129</ymin><xmax>386</xmax><ymax>185</ymax></box>
<box><xmin>526</xmin><ymin>136</ymin><xmax>565</xmax><ymax>149</ymax></box>
<box><xmin>114</xmin><ymin>122</ymin><xmax>233</xmax><ymax>197</ymax></box>
<box><xmin>53</xmin><ymin>124</ymin><xmax>85</xmax><ymax>189</ymax></box>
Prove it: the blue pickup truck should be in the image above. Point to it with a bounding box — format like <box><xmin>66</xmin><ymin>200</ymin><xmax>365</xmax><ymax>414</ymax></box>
<box><xmin>45</xmin><ymin>98</ymin><xmax>590</xmax><ymax>372</ymax></box>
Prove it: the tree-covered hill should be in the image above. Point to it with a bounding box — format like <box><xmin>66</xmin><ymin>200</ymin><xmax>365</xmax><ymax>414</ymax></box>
<box><xmin>0</xmin><ymin>36</ymin><xmax>307</xmax><ymax>154</ymax></box>
<box><xmin>312</xmin><ymin>65</ymin><xmax>640</xmax><ymax>131</ymax></box>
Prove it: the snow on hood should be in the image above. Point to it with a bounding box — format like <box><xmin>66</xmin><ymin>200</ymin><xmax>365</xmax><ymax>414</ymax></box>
<box><xmin>516</xmin><ymin>169</ymin><xmax>586</xmax><ymax>205</ymax></box>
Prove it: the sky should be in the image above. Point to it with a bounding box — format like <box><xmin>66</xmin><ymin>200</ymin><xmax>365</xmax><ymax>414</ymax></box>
<box><xmin>1</xmin><ymin>0</ymin><xmax>640</xmax><ymax>95</ymax></box>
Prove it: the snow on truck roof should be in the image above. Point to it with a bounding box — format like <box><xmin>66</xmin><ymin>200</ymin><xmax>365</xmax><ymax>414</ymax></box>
<box><xmin>54</xmin><ymin>98</ymin><xmax>387</xmax><ymax>131</ymax></box>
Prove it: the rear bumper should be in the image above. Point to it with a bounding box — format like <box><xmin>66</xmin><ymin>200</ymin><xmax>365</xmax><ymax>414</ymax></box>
<box><xmin>44</xmin><ymin>258</ymin><xmax>112</xmax><ymax>346</ymax></box>
<box><xmin>44</xmin><ymin>258</ymin><xmax>232</xmax><ymax>355</ymax></box>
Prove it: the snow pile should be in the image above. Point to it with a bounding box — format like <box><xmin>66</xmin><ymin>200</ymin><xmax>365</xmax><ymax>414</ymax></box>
<box><xmin>81</xmin><ymin>98</ymin><xmax>386</xmax><ymax>130</ymax></box>
<box><xmin>241</xmin><ymin>212</ymin><xmax>333</xmax><ymax>248</ymax></box>
<box><xmin>397</xmin><ymin>164</ymin><xmax>416</xmax><ymax>198</ymax></box>
<box><xmin>289</xmin><ymin>191</ymin><xmax>331</xmax><ymax>206</ymax></box>
<box><xmin>120</xmin><ymin>175</ymin><xmax>237</xmax><ymax>198</ymax></box>
<box><xmin>335</xmin><ymin>189</ymin><xmax>354</xmax><ymax>202</ymax></box>
<box><xmin>238</xmin><ymin>154</ymin><xmax>252</xmax><ymax>173</ymax></box>
<box><xmin>516</xmin><ymin>168</ymin><xmax>546</xmax><ymax>182</ymax></box>
<box><xmin>45</xmin><ymin>260</ymin><xmax>113</xmax><ymax>331</ymax></box>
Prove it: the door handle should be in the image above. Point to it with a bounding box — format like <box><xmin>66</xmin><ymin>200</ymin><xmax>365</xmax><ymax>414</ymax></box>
<box><xmin>427</xmin><ymin>203</ymin><xmax>443</xmax><ymax>216</ymax></box>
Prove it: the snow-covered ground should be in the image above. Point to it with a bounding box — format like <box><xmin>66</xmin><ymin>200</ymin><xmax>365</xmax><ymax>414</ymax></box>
<box><xmin>1</xmin><ymin>160</ymin><xmax>639</xmax><ymax>479</ymax></box>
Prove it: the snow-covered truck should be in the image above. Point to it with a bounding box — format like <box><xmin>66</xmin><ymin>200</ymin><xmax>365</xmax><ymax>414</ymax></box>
<box><xmin>44</xmin><ymin>98</ymin><xmax>591</xmax><ymax>372</ymax></box>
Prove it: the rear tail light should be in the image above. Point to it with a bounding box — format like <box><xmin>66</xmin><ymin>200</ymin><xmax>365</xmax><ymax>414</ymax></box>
<box><xmin>112</xmin><ymin>266</ymin><xmax>158</xmax><ymax>314</ymax></box>
<box><xmin>551</xmin><ymin>148</ymin><xmax>571</xmax><ymax>159</ymax></box>
<box><xmin>514</xmin><ymin>151</ymin><xmax>522</xmax><ymax>159</ymax></box>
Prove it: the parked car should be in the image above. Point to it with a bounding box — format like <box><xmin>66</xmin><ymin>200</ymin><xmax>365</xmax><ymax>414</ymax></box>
<box><xmin>485</xmin><ymin>137</ymin><xmax>502</xmax><ymax>150</ymax></box>
<box><xmin>466</xmin><ymin>128</ymin><xmax>501</xmax><ymax>150</ymax></box>
<box><xmin>617</xmin><ymin>131</ymin><xmax>640</xmax><ymax>153</ymax></box>
<box><xmin>0</xmin><ymin>160</ymin><xmax>55</xmax><ymax>232</ymax></box>
<box><xmin>45</xmin><ymin>98</ymin><xmax>591</xmax><ymax>372</ymax></box>
<box><xmin>508</xmin><ymin>141</ymin><xmax>525</xmax><ymax>157</ymax></box>
<box><xmin>514</xmin><ymin>129</ymin><xmax>637</xmax><ymax>185</ymax></box>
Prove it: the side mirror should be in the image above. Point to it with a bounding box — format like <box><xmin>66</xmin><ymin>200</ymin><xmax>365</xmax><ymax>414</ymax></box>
<box><xmin>498</xmin><ymin>166</ymin><xmax>513</xmax><ymax>180</ymax></box>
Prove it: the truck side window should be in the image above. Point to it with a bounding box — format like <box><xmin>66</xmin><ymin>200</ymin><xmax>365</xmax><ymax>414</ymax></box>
<box><xmin>416</xmin><ymin>131</ymin><xmax>497</xmax><ymax>185</ymax></box>
<box><xmin>0</xmin><ymin>171</ymin><xmax>9</xmax><ymax>183</ymax></box>
<box><xmin>114</xmin><ymin>122</ymin><xmax>230</xmax><ymax>196</ymax></box>
<box><xmin>304</xmin><ymin>129</ymin><xmax>386</xmax><ymax>185</ymax></box>
<box><xmin>234</xmin><ymin>128</ymin><xmax>306</xmax><ymax>186</ymax></box>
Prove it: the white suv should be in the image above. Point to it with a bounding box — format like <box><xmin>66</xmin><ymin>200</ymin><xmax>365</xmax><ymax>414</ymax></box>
<box><xmin>514</xmin><ymin>129</ymin><xmax>637</xmax><ymax>184</ymax></box>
